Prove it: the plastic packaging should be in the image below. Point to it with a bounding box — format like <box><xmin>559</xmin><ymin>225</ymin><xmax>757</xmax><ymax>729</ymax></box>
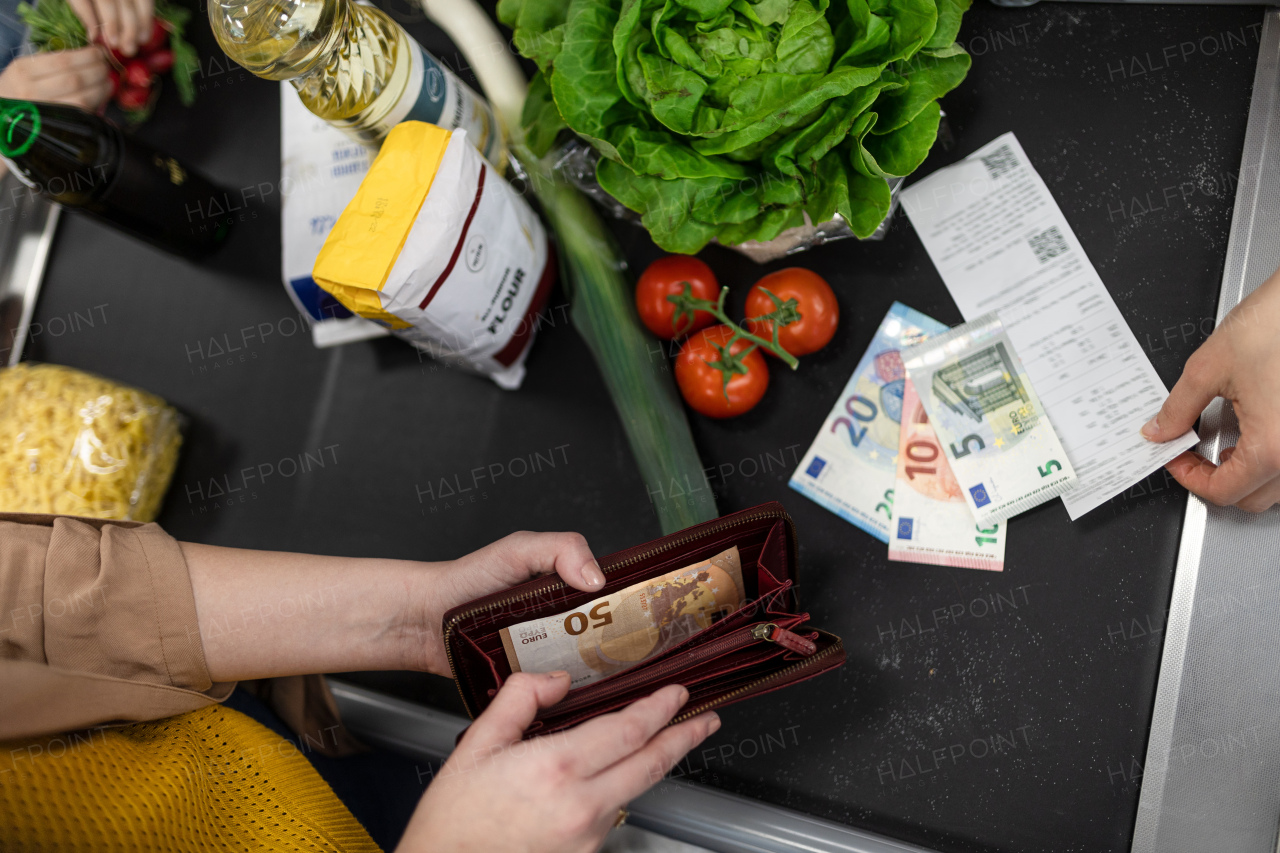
<box><xmin>279</xmin><ymin>88</ymin><xmax>389</xmax><ymax>348</ymax></box>
<box><xmin>0</xmin><ymin>364</ymin><xmax>182</xmax><ymax>520</ymax></box>
<box><xmin>314</xmin><ymin>122</ymin><xmax>555</xmax><ymax>389</ymax></box>
<box><xmin>552</xmin><ymin>134</ymin><xmax>914</xmax><ymax>264</ymax></box>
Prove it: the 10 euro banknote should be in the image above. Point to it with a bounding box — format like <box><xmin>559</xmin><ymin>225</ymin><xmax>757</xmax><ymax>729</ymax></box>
<box><xmin>790</xmin><ymin>303</ymin><xmax>949</xmax><ymax>542</ymax></box>
<box><xmin>901</xmin><ymin>312</ymin><xmax>1077</xmax><ymax>525</ymax></box>
<box><xmin>499</xmin><ymin>546</ymin><xmax>744</xmax><ymax>689</ymax></box>
<box><xmin>889</xmin><ymin>377</ymin><xmax>1007</xmax><ymax>571</ymax></box>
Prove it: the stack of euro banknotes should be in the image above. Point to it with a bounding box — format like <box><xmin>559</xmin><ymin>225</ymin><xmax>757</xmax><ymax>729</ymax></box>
<box><xmin>790</xmin><ymin>303</ymin><xmax>1079</xmax><ymax>572</ymax></box>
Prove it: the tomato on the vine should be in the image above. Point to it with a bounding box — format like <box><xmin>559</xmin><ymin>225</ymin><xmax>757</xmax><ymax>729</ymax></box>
<box><xmin>675</xmin><ymin>325</ymin><xmax>769</xmax><ymax>418</ymax></box>
<box><xmin>745</xmin><ymin>267</ymin><xmax>839</xmax><ymax>357</ymax></box>
<box><xmin>635</xmin><ymin>255</ymin><xmax>718</xmax><ymax>339</ymax></box>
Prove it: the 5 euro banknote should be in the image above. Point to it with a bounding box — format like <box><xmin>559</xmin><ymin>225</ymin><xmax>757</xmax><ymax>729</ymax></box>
<box><xmin>901</xmin><ymin>312</ymin><xmax>1077</xmax><ymax>525</ymax></box>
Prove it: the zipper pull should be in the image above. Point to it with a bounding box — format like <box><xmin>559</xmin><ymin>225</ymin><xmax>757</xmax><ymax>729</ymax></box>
<box><xmin>751</xmin><ymin>623</ymin><xmax>817</xmax><ymax>656</ymax></box>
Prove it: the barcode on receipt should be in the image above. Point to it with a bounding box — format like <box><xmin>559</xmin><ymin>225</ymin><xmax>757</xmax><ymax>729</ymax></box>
<box><xmin>980</xmin><ymin>144</ymin><xmax>1019</xmax><ymax>179</ymax></box>
<box><xmin>1028</xmin><ymin>226</ymin><xmax>1068</xmax><ymax>263</ymax></box>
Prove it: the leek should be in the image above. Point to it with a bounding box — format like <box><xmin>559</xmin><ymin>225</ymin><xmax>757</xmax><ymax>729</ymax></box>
<box><xmin>420</xmin><ymin>0</ymin><xmax>718</xmax><ymax>533</ymax></box>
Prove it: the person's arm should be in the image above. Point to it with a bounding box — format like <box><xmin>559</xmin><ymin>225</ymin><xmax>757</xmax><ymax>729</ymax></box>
<box><xmin>3</xmin><ymin>515</ymin><xmax>713</xmax><ymax>851</ymax></box>
<box><xmin>184</xmin><ymin>531</ymin><xmax>606</xmax><ymax>681</ymax></box>
<box><xmin>1142</xmin><ymin>263</ymin><xmax>1280</xmax><ymax>511</ymax></box>
<box><xmin>0</xmin><ymin>514</ymin><xmax>604</xmax><ymax>738</ymax></box>
<box><xmin>186</xmin><ymin>534</ymin><xmax>717</xmax><ymax>853</ymax></box>
<box><xmin>0</xmin><ymin>514</ymin><xmax>231</xmax><ymax>741</ymax></box>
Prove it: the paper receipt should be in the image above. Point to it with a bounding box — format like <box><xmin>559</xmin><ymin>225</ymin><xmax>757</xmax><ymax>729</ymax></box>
<box><xmin>899</xmin><ymin>132</ymin><xmax>1197</xmax><ymax>519</ymax></box>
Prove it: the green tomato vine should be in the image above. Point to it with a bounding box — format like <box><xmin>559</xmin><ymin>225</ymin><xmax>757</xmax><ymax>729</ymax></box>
<box><xmin>668</xmin><ymin>283</ymin><xmax>802</xmax><ymax>397</ymax></box>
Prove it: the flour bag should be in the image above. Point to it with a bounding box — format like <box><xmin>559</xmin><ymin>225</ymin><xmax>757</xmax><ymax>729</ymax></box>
<box><xmin>313</xmin><ymin>122</ymin><xmax>555</xmax><ymax>389</ymax></box>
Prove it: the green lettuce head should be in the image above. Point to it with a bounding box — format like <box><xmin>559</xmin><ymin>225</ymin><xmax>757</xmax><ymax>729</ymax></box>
<box><xmin>500</xmin><ymin>0</ymin><xmax>972</xmax><ymax>254</ymax></box>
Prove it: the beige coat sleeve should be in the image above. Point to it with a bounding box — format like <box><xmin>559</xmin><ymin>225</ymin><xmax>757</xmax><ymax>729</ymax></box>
<box><xmin>0</xmin><ymin>513</ymin><xmax>233</xmax><ymax>740</ymax></box>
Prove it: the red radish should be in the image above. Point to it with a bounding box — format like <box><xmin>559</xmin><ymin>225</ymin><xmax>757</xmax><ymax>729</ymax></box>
<box><xmin>145</xmin><ymin>49</ymin><xmax>174</xmax><ymax>73</ymax></box>
<box><xmin>116</xmin><ymin>84</ymin><xmax>150</xmax><ymax>110</ymax></box>
<box><xmin>123</xmin><ymin>61</ymin><xmax>151</xmax><ymax>89</ymax></box>
<box><xmin>141</xmin><ymin>20</ymin><xmax>167</xmax><ymax>54</ymax></box>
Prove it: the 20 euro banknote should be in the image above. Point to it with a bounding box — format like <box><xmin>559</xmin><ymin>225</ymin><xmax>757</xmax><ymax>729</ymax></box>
<box><xmin>499</xmin><ymin>546</ymin><xmax>744</xmax><ymax>689</ymax></box>
<box><xmin>901</xmin><ymin>312</ymin><xmax>1077</xmax><ymax>525</ymax></box>
<box><xmin>790</xmin><ymin>303</ymin><xmax>949</xmax><ymax>543</ymax></box>
<box><xmin>889</xmin><ymin>377</ymin><xmax>1007</xmax><ymax>571</ymax></box>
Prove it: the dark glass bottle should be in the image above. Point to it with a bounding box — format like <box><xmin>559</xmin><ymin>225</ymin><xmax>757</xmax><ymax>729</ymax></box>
<box><xmin>0</xmin><ymin>97</ymin><xmax>232</xmax><ymax>259</ymax></box>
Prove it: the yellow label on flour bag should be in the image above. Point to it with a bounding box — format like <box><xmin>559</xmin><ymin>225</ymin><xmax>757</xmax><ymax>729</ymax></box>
<box><xmin>313</xmin><ymin>122</ymin><xmax>555</xmax><ymax>389</ymax></box>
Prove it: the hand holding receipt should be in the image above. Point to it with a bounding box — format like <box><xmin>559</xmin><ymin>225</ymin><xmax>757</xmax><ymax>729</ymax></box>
<box><xmin>899</xmin><ymin>132</ymin><xmax>1198</xmax><ymax>519</ymax></box>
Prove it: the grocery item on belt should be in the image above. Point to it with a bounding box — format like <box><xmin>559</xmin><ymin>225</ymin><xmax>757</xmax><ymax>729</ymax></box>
<box><xmin>420</xmin><ymin>0</ymin><xmax>720</xmax><ymax>533</ymax></box>
<box><xmin>500</xmin><ymin>0</ymin><xmax>971</xmax><ymax>255</ymax></box>
<box><xmin>0</xmin><ymin>363</ymin><xmax>181</xmax><ymax>520</ymax></box>
<box><xmin>313</xmin><ymin>122</ymin><xmax>555</xmax><ymax>389</ymax></box>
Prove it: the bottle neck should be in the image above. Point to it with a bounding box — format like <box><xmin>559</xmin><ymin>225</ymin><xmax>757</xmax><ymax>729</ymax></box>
<box><xmin>291</xmin><ymin>1</ymin><xmax>359</xmax><ymax>83</ymax></box>
<box><xmin>0</xmin><ymin>98</ymin><xmax>121</xmax><ymax>202</ymax></box>
<box><xmin>211</xmin><ymin>0</ymin><xmax>354</xmax><ymax>81</ymax></box>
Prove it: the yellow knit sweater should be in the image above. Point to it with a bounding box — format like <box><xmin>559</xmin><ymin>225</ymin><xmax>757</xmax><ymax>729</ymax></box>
<box><xmin>0</xmin><ymin>704</ymin><xmax>381</xmax><ymax>852</ymax></box>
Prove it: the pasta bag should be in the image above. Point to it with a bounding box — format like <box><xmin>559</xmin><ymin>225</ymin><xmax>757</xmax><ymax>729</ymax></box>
<box><xmin>0</xmin><ymin>364</ymin><xmax>182</xmax><ymax>521</ymax></box>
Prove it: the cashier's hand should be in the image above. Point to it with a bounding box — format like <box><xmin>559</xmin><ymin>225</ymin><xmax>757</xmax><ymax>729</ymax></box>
<box><xmin>411</xmin><ymin>532</ymin><xmax>606</xmax><ymax>676</ymax></box>
<box><xmin>69</xmin><ymin>0</ymin><xmax>153</xmax><ymax>56</ymax></box>
<box><xmin>398</xmin><ymin>675</ymin><xmax>719</xmax><ymax>853</ymax></box>
<box><xmin>1142</xmin><ymin>263</ymin><xmax>1280</xmax><ymax>512</ymax></box>
<box><xmin>0</xmin><ymin>49</ymin><xmax>112</xmax><ymax>112</ymax></box>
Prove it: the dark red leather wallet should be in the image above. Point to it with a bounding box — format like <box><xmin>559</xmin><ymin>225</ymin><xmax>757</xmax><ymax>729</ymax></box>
<box><xmin>442</xmin><ymin>502</ymin><xmax>846</xmax><ymax>736</ymax></box>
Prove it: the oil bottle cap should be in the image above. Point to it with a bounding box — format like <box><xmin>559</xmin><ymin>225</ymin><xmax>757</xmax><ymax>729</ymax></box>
<box><xmin>0</xmin><ymin>100</ymin><xmax>40</xmax><ymax>158</ymax></box>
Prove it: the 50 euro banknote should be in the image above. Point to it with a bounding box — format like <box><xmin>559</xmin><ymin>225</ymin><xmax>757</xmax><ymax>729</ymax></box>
<box><xmin>790</xmin><ymin>303</ymin><xmax>950</xmax><ymax>542</ymax></box>
<box><xmin>901</xmin><ymin>312</ymin><xmax>1077</xmax><ymax>525</ymax></box>
<box><xmin>499</xmin><ymin>546</ymin><xmax>744</xmax><ymax>689</ymax></box>
<box><xmin>889</xmin><ymin>377</ymin><xmax>1007</xmax><ymax>571</ymax></box>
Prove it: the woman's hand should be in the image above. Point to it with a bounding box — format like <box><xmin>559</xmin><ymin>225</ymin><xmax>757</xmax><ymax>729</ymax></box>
<box><xmin>68</xmin><ymin>0</ymin><xmax>153</xmax><ymax>56</ymax></box>
<box><xmin>406</xmin><ymin>531</ymin><xmax>605</xmax><ymax>675</ymax></box>
<box><xmin>0</xmin><ymin>49</ymin><xmax>111</xmax><ymax>111</ymax></box>
<box><xmin>184</xmin><ymin>531</ymin><xmax>605</xmax><ymax>681</ymax></box>
<box><xmin>1142</xmin><ymin>263</ymin><xmax>1280</xmax><ymax>511</ymax></box>
<box><xmin>398</xmin><ymin>673</ymin><xmax>719</xmax><ymax>853</ymax></box>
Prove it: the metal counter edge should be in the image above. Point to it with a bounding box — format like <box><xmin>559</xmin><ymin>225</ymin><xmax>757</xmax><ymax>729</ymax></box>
<box><xmin>1131</xmin><ymin>10</ymin><xmax>1280</xmax><ymax>853</ymax></box>
<box><xmin>328</xmin><ymin>678</ymin><xmax>945</xmax><ymax>853</ymax></box>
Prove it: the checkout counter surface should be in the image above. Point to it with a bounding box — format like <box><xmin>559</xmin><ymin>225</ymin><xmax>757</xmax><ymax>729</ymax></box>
<box><xmin>27</xmin><ymin>4</ymin><xmax>1266</xmax><ymax>851</ymax></box>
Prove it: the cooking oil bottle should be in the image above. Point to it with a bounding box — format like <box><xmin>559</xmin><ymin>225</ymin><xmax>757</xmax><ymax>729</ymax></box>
<box><xmin>209</xmin><ymin>0</ymin><xmax>506</xmax><ymax>164</ymax></box>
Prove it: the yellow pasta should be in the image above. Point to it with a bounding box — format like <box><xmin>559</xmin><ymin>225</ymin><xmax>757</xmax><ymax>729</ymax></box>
<box><xmin>0</xmin><ymin>364</ymin><xmax>182</xmax><ymax>521</ymax></box>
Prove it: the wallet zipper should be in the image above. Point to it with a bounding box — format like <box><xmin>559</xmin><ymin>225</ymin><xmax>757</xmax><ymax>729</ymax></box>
<box><xmin>669</xmin><ymin>639</ymin><xmax>844</xmax><ymax>725</ymax></box>
<box><xmin>541</xmin><ymin>622</ymin><xmax>813</xmax><ymax>718</ymax></box>
<box><xmin>442</xmin><ymin>506</ymin><xmax>796</xmax><ymax>718</ymax></box>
